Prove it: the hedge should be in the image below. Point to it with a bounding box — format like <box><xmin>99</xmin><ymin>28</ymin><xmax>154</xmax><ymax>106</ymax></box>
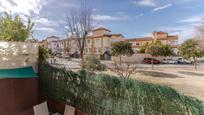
<box><xmin>39</xmin><ymin>64</ymin><xmax>204</xmax><ymax>115</ymax></box>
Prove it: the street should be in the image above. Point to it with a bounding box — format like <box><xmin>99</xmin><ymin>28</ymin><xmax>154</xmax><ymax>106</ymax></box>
<box><xmin>50</xmin><ymin>57</ymin><xmax>204</xmax><ymax>69</ymax></box>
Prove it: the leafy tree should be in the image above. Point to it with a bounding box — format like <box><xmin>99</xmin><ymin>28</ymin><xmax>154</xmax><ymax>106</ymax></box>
<box><xmin>110</xmin><ymin>41</ymin><xmax>136</xmax><ymax>78</ymax></box>
<box><xmin>48</xmin><ymin>49</ymin><xmax>56</xmax><ymax>64</ymax></box>
<box><xmin>145</xmin><ymin>40</ymin><xmax>173</xmax><ymax>69</ymax></box>
<box><xmin>161</xmin><ymin>44</ymin><xmax>174</xmax><ymax>58</ymax></box>
<box><xmin>145</xmin><ymin>43</ymin><xmax>162</xmax><ymax>70</ymax></box>
<box><xmin>39</xmin><ymin>46</ymin><xmax>49</xmax><ymax>64</ymax></box>
<box><xmin>111</xmin><ymin>41</ymin><xmax>134</xmax><ymax>65</ymax></box>
<box><xmin>81</xmin><ymin>54</ymin><xmax>106</xmax><ymax>73</ymax></box>
<box><xmin>179</xmin><ymin>39</ymin><xmax>204</xmax><ymax>70</ymax></box>
<box><xmin>139</xmin><ymin>42</ymin><xmax>149</xmax><ymax>53</ymax></box>
<box><xmin>0</xmin><ymin>12</ymin><xmax>34</xmax><ymax>41</ymax></box>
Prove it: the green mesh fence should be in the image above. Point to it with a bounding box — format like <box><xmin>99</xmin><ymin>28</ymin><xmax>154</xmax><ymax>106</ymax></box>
<box><xmin>39</xmin><ymin>64</ymin><xmax>204</xmax><ymax>115</ymax></box>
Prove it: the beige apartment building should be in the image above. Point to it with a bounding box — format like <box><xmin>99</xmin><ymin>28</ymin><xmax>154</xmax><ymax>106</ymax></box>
<box><xmin>126</xmin><ymin>31</ymin><xmax>179</xmax><ymax>54</ymax></box>
<box><xmin>84</xmin><ymin>28</ymin><xmax>124</xmax><ymax>59</ymax></box>
<box><xmin>41</xmin><ymin>28</ymin><xmax>179</xmax><ymax>59</ymax></box>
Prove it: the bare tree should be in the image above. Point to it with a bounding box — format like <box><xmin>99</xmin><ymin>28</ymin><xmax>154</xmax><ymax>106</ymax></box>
<box><xmin>196</xmin><ymin>17</ymin><xmax>204</xmax><ymax>50</ymax></box>
<box><xmin>199</xmin><ymin>18</ymin><xmax>204</xmax><ymax>33</ymax></box>
<box><xmin>109</xmin><ymin>61</ymin><xmax>138</xmax><ymax>79</ymax></box>
<box><xmin>66</xmin><ymin>0</ymin><xmax>93</xmax><ymax>59</ymax></box>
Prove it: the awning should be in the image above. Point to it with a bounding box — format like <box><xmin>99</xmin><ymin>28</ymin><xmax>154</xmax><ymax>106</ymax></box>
<box><xmin>0</xmin><ymin>66</ymin><xmax>37</xmax><ymax>79</ymax></box>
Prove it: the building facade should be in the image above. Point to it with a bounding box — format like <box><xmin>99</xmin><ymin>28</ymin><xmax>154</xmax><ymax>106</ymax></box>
<box><xmin>84</xmin><ymin>28</ymin><xmax>124</xmax><ymax>59</ymax></box>
<box><xmin>41</xmin><ymin>36</ymin><xmax>61</xmax><ymax>54</ymax></box>
<box><xmin>41</xmin><ymin>28</ymin><xmax>179</xmax><ymax>58</ymax></box>
<box><xmin>126</xmin><ymin>31</ymin><xmax>179</xmax><ymax>54</ymax></box>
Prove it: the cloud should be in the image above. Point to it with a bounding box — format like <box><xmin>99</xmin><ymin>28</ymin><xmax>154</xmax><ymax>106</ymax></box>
<box><xmin>92</xmin><ymin>8</ymin><xmax>97</xmax><ymax>12</ymax></box>
<box><xmin>35</xmin><ymin>27</ymin><xmax>56</xmax><ymax>33</ymax></box>
<box><xmin>140</xmin><ymin>32</ymin><xmax>152</xmax><ymax>37</ymax></box>
<box><xmin>135</xmin><ymin>13</ymin><xmax>144</xmax><ymax>18</ymax></box>
<box><xmin>0</xmin><ymin>0</ymin><xmax>47</xmax><ymax>16</ymax></box>
<box><xmin>179</xmin><ymin>16</ymin><xmax>203</xmax><ymax>23</ymax></box>
<box><xmin>92</xmin><ymin>14</ymin><xmax>123</xmax><ymax>21</ymax></box>
<box><xmin>134</xmin><ymin>0</ymin><xmax>156</xmax><ymax>7</ymax></box>
<box><xmin>158</xmin><ymin>24</ymin><xmax>197</xmax><ymax>43</ymax></box>
<box><xmin>161</xmin><ymin>15</ymin><xmax>204</xmax><ymax>43</ymax></box>
<box><xmin>35</xmin><ymin>18</ymin><xmax>59</xmax><ymax>27</ymax></box>
<box><xmin>152</xmin><ymin>3</ymin><xmax>172</xmax><ymax>12</ymax></box>
<box><xmin>116</xmin><ymin>11</ymin><xmax>124</xmax><ymax>15</ymax></box>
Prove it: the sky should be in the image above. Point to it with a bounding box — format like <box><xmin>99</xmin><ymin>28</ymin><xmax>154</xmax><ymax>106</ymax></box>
<box><xmin>0</xmin><ymin>0</ymin><xmax>204</xmax><ymax>42</ymax></box>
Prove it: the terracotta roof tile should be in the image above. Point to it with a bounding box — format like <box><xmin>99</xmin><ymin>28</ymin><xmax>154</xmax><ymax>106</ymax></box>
<box><xmin>125</xmin><ymin>37</ymin><xmax>153</xmax><ymax>41</ymax></box>
<box><xmin>93</xmin><ymin>27</ymin><xmax>111</xmax><ymax>32</ymax></box>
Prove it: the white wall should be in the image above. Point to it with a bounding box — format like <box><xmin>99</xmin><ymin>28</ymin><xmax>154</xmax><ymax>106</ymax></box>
<box><xmin>0</xmin><ymin>41</ymin><xmax>39</xmax><ymax>72</ymax></box>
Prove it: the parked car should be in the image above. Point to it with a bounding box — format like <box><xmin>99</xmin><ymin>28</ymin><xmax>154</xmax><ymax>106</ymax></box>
<box><xmin>162</xmin><ymin>59</ymin><xmax>176</xmax><ymax>64</ymax></box>
<box><xmin>143</xmin><ymin>58</ymin><xmax>161</xmax><ymax>64</ymax></box>
<box><xmin>176</xmin><ymin>58</ymin><xmax>193</xmax><ymax>64</ymax></box>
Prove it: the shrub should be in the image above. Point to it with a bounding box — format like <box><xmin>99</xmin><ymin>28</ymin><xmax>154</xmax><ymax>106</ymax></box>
<box><xmin>81</xmin><ymin>54</ymin><xmax>106</xmax><ymax>72</ymax></box>
<box><xmin>109</xmin><ymin>61</ymin><xmax>137</xmax><ymax>79</ymax></box>
<box><xmin>0</xmin><ymin>12</ymin><xmax>34</xmax><ymax>41</ymax></box>
<box><xmin>38</xmin><ymin>46</ymin><xmax>49</xmax><ymax>64</ymax></box>
<box><xmin>39</xmin><ymin>64</ymin><xmax>204</xmax><ymax>115</ymax></box>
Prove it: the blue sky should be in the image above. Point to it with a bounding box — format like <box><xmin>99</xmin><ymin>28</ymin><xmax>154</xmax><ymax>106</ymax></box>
<box><xmin>0</xmin><ymin>0</ymin><xmax>204</xmax><ymax>42</ymax></box>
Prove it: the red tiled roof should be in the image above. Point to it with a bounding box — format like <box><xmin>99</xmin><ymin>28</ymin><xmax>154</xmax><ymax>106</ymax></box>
<box><xmin>125</xmin><ymin>37</ymin><xmax>153</xmax><ymax>41</ymax></box>
<box><xmin>155</xmin><ymin>31</ymin><xmax>167</xmax><ymax>34</ymax></box>
<box><xmin>105</xmin><ymin>34</ymin><xmax>124</xmax><ymax>38</ymax></box>
<box><xmin>168</xmin><ymin>35</ymin><xmax>178</xmax><ymax>39</ymax></box>
<box><xmin>93</xmin><ymin>27</ymin><xmax>111</xmax><ymax>32</ymax></box>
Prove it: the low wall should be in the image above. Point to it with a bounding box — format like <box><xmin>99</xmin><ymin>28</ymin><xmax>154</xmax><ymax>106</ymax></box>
<box><xmin>111</xmin><ymin>53</ymin><xmax>164</xmax><ymax>63</ymax></box>
<box><xmin>0</xmin><ymin>41</ymin><xmax>38</xmax><ymax>72</ymax></box>
<box><xmin>0</xmin><ymin>78</ymin><xmax>39</xmax><ymax>115</ymax></box>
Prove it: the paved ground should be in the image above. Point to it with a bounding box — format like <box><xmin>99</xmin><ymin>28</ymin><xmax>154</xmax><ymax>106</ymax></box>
<box><xmin>51</xmin><ymin>57</ymin><xmax>204</xmax><ymax>69</ymax></box>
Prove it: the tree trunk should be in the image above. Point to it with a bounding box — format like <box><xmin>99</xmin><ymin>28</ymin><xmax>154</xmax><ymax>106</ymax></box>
<box><xmin>151</xmin><ymin>56</ymin><xmax>154</xmax><ymax>70</ymax></box>
<box><xmin>80</xmin><ymin>32</ymin><xmax>88</xmax><ymax>59</ymax></box>
<box><xmin>50</xmin><ymin>55</ymin><xmax>53</xmax><ymax>64</ymax></box>
<box><xmin>119</xmin><ymin>55</ymin><xmax>122</xmax><ymax>66</ymax></box>
<box><xmin>194</xmin><ymin>57</ymin><xmax>197</xmax><ymax>70</ymax></box>
<box><xmin>80</xmin><ymin>49</ymin><xmax>84</xmax><ymax>59</ymax></box>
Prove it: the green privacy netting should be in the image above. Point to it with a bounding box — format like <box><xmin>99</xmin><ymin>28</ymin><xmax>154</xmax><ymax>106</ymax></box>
<box><xmin>0</xmin><ymin>66</ymin><xmax>36</xmax><ymax>78</ymax></box>
<box><xmin>39</xmin><ymin>64</ymin><xmax>204</xmax><ymax>115</ymax></box>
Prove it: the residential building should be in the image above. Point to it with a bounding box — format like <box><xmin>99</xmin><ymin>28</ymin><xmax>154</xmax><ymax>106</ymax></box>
<box><xmin>195</xmin><ymin>34</ymin><xmax>204</xmax><ymax>50</ymax></box>
<box><xmin>42</xmin><ymin>36</ymin><xmax>61</xmax><ymax>54</ymax></box>
<box><xmin>64</xmin><ymin>38</ymin><xmax>80</xmax><ymax>58</ymax></box>
<box><xmin>26</xmin><ymin>38</ymin><xmax>39</xmax><ymax>43</ymax></box>
<box><xmin>41</xmin><ymin>28</ymin><xmax>179</xmax><ymax>58</ymax></box>
<box><xmin>85</xmin><ymin>28</ymin><xmax>124</xmax><ymax>59</ymax></box>
<box><xmin>59</xmin><ymin>28</ymin><xmax>124</xmax><ymax>59</ymax></box>
<box><xmin>126</xmin><ymin>31</ymin><xmax>179</xmax><ymax>54</ymax></box>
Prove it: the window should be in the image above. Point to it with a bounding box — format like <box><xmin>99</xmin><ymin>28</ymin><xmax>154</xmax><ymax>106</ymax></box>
<box><xmin>95</xmin><ymin>48</ymin><xmax>100</xmax><ymax>53</ymax></box>
<box><xmin>170</xmin><ymin>40</ymin><xmax>178</xmax><ymax>45</ymax></box>
<box><xmin>95</xmin><ymin>38</ymin><xmax>101</xmax><ymax>47</ymax></box>
<box><xmin>107</xmin><ymin>39</ymin><xmax>111</xmax><ymax>46</ymax></box>
<box><xmin>89</xmin><ymin>48</ymin><xmax>92</xmax><ymax>53</ymax></box>
<box><xmin>136</xmin><ymin>43</ymin><xmax>140</xmax><ymax>46</ymax></box>
<box><xmin>87</xmin><ymin>39</ymin><xmax>91</xmax><ymax>44</ymax></box>
<box><xmin>85</xmin><ymin>48</ymin><xmax>88</xmax><ymax>53</ymax></box>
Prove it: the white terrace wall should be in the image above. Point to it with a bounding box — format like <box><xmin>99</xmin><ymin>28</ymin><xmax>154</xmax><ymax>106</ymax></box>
<box><xmin>0</xmin><ymin>41</ymin><xmax>38</xmax><ymax>72</ymax></box>
<box><xmin>111</xmin><ymin>53</ymin><xmax>164</xmax><ymax>63</ymax></box>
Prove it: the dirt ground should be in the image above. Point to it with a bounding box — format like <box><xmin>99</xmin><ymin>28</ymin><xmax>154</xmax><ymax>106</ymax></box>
<box><xmin>101</xmin><ymin>68</ymin><xmax>204</xmax><ymax>102</ymax></box>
